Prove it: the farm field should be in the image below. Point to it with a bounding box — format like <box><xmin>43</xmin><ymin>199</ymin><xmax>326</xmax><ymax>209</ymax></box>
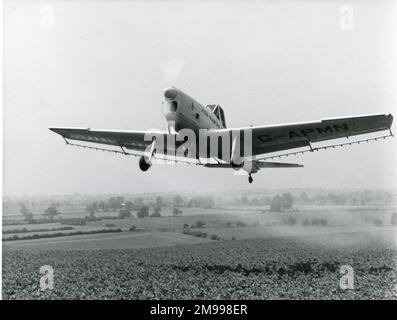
<box><xmin>3</xmin><ymin>224</ymin><xmax>396</xmax><ymax>250</ymax></box>
<box><xmin>3</xmin><ymin>228</ymin><xmax>397</xmax><ymax>299</ymax></box>
<box><xmin>3</xmin><ymin>205</ymin><xmax>397</xmax><ymax>299</ymax></box>
<box><xmin>2</xmin><ymin>207</ymin><xmax>232</xmax><ymax>224</ymax></box>
<box><xmin>3</xmin><ymin>204</ymin><xmax>396</xmax><ymax>243</ymax></box>
<box><xmin>3</xmin><ymin>231</ymin><xmax>212</xmax><ymax>250</ymax></box>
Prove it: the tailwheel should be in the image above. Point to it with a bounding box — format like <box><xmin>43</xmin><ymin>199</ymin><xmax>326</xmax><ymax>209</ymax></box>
<box><xmin>248</xmin><ymin>174</ymin><xmax>253</xmax><ymax>184</ymax></box>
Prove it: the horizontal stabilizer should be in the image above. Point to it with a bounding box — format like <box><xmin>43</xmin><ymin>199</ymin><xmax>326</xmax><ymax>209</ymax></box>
<box><xmin>203</xmin><ymin>161</ymin><xmax>303</xmax><ymax>169</ymax></box>
<box><xmin>203</xmin><ymin>163</ymin><xmax>235</xmax><ymax>168</ymax></box>
<box><xmin>256</xmin><ymin>161</ymin><xmax>303</xmax><ymax>168</ymax></box>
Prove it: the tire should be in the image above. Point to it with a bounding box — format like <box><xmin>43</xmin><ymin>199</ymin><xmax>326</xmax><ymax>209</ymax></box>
<box><xmin>139</xmin><ymin>156</ymin><xmax>151</xmax><ymax>171</ymax></box>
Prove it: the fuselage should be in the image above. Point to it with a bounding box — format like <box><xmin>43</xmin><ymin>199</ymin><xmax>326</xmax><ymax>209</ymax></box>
<box><xmin>161</xmin><ymin>87</ymin><xmax>239</xmax><ymax>162</ymax></box>
<box><xmin>162</xmin><ymin>87</ymin><xmax>226</xmax><ymax>133</ymax></box>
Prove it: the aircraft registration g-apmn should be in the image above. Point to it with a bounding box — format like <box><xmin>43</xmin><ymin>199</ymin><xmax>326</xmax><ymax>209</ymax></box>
<box><xmin>50</xmin><ymin>87</ymin><xmax>394</xmax><ymax>183</ymax></box>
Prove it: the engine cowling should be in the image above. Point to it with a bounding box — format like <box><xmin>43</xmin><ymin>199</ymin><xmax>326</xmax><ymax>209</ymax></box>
<box><xmin>139</xmin><ymin>156</ymin><xmax>151</xmax><ymax>171</ymax></box>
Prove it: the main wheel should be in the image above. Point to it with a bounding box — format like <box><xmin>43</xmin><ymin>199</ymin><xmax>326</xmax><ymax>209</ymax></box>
<box><xmin>248</xmin><ymin>175</ymin><xmax>253</xmax><ymax>184</ymax></box>
<box><xmin>139</xmin><ymin>156</ymin><xmax>151</xmax><ymax>171</ymax></box>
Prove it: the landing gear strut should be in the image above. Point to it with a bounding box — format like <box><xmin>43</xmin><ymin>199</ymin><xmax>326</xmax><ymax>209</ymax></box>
<box><xmin>248</xmin><ymin>174</ymin><xmax>253</xmax><ymax>184</ymax></box>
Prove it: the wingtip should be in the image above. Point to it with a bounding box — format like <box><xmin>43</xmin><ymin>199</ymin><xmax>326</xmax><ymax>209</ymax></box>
<box><xmin>48</xmin><ymin>127</ymin><xmax>70</xmax><ymax>137</ymax></box>
<box><xmin>49</xmin><ymin>127</ymin><xmax>61</xmax><ymax>134</ymax></box>
<box><xmin>388</xmin><ymin>113</ymin><xmax>394</xmax><ymax>127</ymax></box>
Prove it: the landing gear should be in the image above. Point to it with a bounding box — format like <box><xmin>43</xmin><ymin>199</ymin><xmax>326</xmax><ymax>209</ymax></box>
<box><xmin>248</xmin><ymin>174</ymin><xmax>253</xmax><ymax>184</ymax></box>
<box><xmin>139</xmin><ymin>156</ymin><xmax>151</xmax><ymax>171</ymax></box>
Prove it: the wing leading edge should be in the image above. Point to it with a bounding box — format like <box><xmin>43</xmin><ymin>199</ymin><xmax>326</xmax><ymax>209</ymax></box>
<box><xmin>220</xmin><ymin>113</ymin><xmax>393</xmax><ymax>158</ymax></box>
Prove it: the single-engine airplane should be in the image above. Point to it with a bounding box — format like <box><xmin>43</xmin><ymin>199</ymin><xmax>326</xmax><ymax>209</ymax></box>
<box><xmin>50</xmin><ymin>87</ymin><xmax>393</xmax><ymax>183</ymax></box>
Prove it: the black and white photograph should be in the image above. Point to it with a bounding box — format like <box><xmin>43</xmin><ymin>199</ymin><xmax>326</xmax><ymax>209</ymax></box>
<box><xmin>1</xmin><ymin>0</ymin><xmax>397</xmax><ymax>306</ymax></box>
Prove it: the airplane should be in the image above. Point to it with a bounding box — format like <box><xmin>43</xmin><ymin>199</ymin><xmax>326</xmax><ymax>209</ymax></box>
<box><xmin>50</xmin><ymin>87</ymin><xmax>394</xmax><ymax>183</ymax></box>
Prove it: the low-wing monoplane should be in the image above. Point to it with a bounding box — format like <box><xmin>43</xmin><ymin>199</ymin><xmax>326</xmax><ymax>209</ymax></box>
<box><xmin>50</xmin><ymin>87</ymin><xmax>393</xmax><ymax>183</ymax></box>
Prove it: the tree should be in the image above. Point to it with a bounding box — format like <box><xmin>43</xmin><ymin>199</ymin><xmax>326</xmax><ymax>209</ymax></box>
<box><xmin>281</xmin><ymin>193</ymin><xmax>293</xmax><ymax>210</ymax></box>
<box><xmin>124</xmin><ymin>201</ymin><xmax>134</xmax><ymax>211</ymax></box>
<box><xmin>283</xmin><ymin>217</ymin><xmax>298</xmax><ymax>225</ymax></box>
<box><xmin>391</xmin><ymin>212</ymin><xmax>397</xmax><ymax>226</ymax></box>
<box><xmin>192</xmin><ymin>220</ymin><xmax>205</xmax><ymax>228</ymax></box>
<box><xmin>98</xmin><ymin>201</ymin><xmax>109</xmax><ymax>212</ymax></box>
<box><xmin>85</xmin><ymin>202</ymin><xmax>98</xmax><ymax>217</ymax></box>
<box><xmin>270</xmin><ymin>195</ymin><xmax>283</xmax><ymax>212</ymax></box>
<box><xmin>270</xmin><ymin>193</ymin><xmax>294</xmax><ymax>212</ymax></box>
<box><xmin>118</xmin><ymin>208</ymin><xmax>132</xmax><ymax>219</ymax></box>
<box><xmin>186</xmin><ymin>198</ymin><xmax>194</xmax><ymax>208</ymax></box>
<box><xmin>186</xmin><ymin>196</ymin><xmax>215</xmax><ymax>209</ymax></box>
<box><xmin>327</xmin><ymin>193</ymin><xmax>346</xmax><ymax>205</ymax></box>
<box><xmin>210</xmin><ymin>234</ymin><xmax>219</xmax><ymax>241</ymax></box>
<box><xmin>137</xmin><ymin>205</ymin><xmax>149</xmax><ymax>218</ymax></box>
<box><xmin>43</xmin><ymin>206</ymin><xmax>60</xmax><ymax>221</ymax></box>
<box><xmin>299</xmin><ymin>192</ymin><xmax>310</xmax><ymax>204</ymax></box>
<box><xmin>20</xmin><ymin>203</ymin><xmax>33</xmax><ymax>222</ymax></box>
<box><xmin>150</xmin><ymin>206</ymin><xmax>162</xmax><ymax>217</ymax></box>
<box><xmin>201</xmin><ymin>196</ymin><xmax>215</xmax><ymax>209</ymax></box>
<box><xmin>172</xmin><ymin>207</ymin><xmax>183</xmax><ymax>217</ymax></box>
<box><xmin>156</xmin><ymin>196</ymin><xmax>164</xmax><ymax>208</ymax></box>
<box><xmin>134</xmin><ymin>197</ymin><xmax>144</xmax><ymax>207</ymax></box>
<box><xmin>108</xmin><ymin>196</ymin><xmax>124</xmax><ymax>210</ymax></box>
<box><xmin>173</xmin><ymin>195</ymin><xmax>183</xmax><ymax>207</ymax></box>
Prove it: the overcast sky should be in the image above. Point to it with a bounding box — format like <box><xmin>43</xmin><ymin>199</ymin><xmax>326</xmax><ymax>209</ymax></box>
<box><xmin>3</xmin><ymin>0</ymin><xmax>397</xmax><ymax>196</ymax></box>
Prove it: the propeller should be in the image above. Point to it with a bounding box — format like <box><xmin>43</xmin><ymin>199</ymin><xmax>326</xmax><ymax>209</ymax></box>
<box><xmin>162</xmin><ymin>59</ymin><xmax>185</xmax><ymax>84</ymax></box>
<box><xmin>161</xmin><ymin>59</ymin><xmax>185</xmax><ymax>133</ymax></box>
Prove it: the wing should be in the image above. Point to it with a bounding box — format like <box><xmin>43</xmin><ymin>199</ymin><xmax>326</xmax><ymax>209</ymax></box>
<box><xmin>49</xmin><ymin>127</ymin><xmax>154</xmax><ymax>153</ymax></box>
<box><xmin>49</xmin><ymin>126</ymin><xmax>191</xmax><ymax>161</ymax></box>
<box><xmin>222</xmin><ymin>113</ymin><xmax>393</xmax><ymax>159</ymax></box>
<box><xmin>49</xmin><ymin>127</ymin><xmax>205</xmax><ymax>166</ymax></box>
<box><xmin>50</xmin><ymin>113</ymin><xmax>393</xmax><ymax>163</ymax></box>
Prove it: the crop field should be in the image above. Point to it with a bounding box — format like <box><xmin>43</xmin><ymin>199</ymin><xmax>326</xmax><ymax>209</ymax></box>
<box><xmin>3</xmin><ymin>231</ymin><xmax>212</xmax><ymax>250</ymax></box>
<box><xmin>3</xmin><ymin>204</ymin><xmax>397</xmax><ymax>299</ymax></box>
<box><xmin>3</xmin><ymin>227</ymin><xmax>397</xmax><ymax>300</ymax></box>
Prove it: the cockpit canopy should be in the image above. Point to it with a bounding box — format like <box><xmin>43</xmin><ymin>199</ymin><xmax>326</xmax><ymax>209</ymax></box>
<box><xmin>206</xmin><ymin>104</ymin><xmax>227</xmax><ymax>128</ymax></box>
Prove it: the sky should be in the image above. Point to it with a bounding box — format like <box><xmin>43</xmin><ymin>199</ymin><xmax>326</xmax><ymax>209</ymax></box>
<box><xmin>3</xmin><ymin>0</ymin><xmax>397</xmax><ymax>196</ymax></box>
